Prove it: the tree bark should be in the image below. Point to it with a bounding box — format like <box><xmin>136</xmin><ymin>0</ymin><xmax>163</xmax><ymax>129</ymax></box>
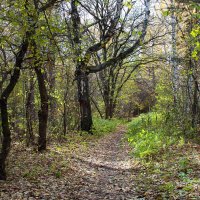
<box><xmin>63</xmin><ymin>101</ymin><xmax>67</xmax><ymax>135</ymax></box>
<box><xmin>170</xmin><ymin>0</ymin><xmax>179</xmax><ymax>105</ymax></box>
<box><xmin>0</xmin><ymin>99</ymin><xmax>11</xmax><ymax>180</ymax></box>
<box><xmin>76</xmin><ymin>69</ymin><xmax>93</xmax><ymax>132</ymax></box>
<box><xmin>105</xmin><ymin>101</ymin><xmax>115</xmax><ymax>119</ymax></box>
<box><xmin>0</xmin><ymin>37</ymin><xmax>29</xmax><ymax>180</ymax></box>
<box><xmin>192</xmin><ymin>77</ymin><xmax>199</xmax><ymax>127</ymax></box>
<box><xmin>35</xmin><ymin>67</ymin><xmax>49</xmax><ymax>151</ymax></box>
<box><xmin>46</xmin><ymin>47</ymin><xmax>56</xmax><ymax>122</ymax></box>
<box><xmin>25</xmin><ymin>74</ymin><xmax>35</xmax><ymax>146</ymax></box>
<box><xmin>100</xmin><ymin>68</ymin><xmax>116</xmax><ymax>119</ymax></box>
<box><xmin>70</xmin><ymin>0</ymin><xmax>123</xmax><ymax>132</ymax></box>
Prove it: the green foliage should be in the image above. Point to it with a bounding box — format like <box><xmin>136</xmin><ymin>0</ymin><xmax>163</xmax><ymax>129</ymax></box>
<box><xmin>191</xmin><ymin>26</ymin><xmax>200</xmax><ymax>60</ymax></box>
<box><xmin>190</xmin><ymin>3</ymin><xmax>200</xmax><ymax>60</ymax></box>
<box><xmin>162</xmin><ymin>10</ymin><xmax>170</xmax><ymax>17</ymax></box>
<box><xmin>159</xmin><ymin>182</ymin><xmax>175</xmax><ymax>193</ymax></box>
<box><xmin>64</xmin><ymin>118</ymin><xmax>122</xmax><ymax>149</ymax></box>
<box><xmin>123</xmin><ymin>0</ymin><xmax>133</xmax><ymax>9</ymax></box>
<box><xmin>127</xmin><ymin>112</ymin><xmax>184</xmax><ymax>159</ymax></box>
<box><xmin>178</xmin><ymin>157</ymin><xmax>190</xmax><ymax>172</ymax></box>
<box><xmin>153</xmin><ymin>66</ymin><xmax>199</xmax><ymax>141</ymax></box>
<box><xmin>54</xmin><ymin>170</ymin><xmax>62</xmax><ymax>178</ymax></box>
<box><xmin>155</xmin><ymin>74</ymin><xmax>174</xmax><ymax>111</ymax></box>
<box><xmin>23</xmin><ymin>166</ymin><xmax>42</xmax><ymax>179</ymax></box>
<box><xmin>92</xmin><ymin>118</ymin><xmax>121</xmax><ymax>136</ymax></box>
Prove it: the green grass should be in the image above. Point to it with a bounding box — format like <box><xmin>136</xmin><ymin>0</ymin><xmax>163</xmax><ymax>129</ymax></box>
<box><xmin>92</xmin><ymin>118</ymin><xmax>122</xmax><ymax>137</ymax></box>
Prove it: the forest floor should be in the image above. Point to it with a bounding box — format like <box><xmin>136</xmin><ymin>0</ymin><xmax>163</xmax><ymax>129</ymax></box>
<box><xmin>0</xmin><ymin>125</ymin><xmax>200</xmax><ymax>200</ymax></box>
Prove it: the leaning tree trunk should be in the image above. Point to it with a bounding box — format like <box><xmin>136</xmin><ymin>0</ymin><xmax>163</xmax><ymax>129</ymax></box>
<box><xmin>76</xmin><ymin>69</ymin><xmax>93</xmax><ymax>132</ymax></box>
<box><xmin>35</xmin><ymin>67</ymin><xmax>48</xmax><ymax>151</ymax></box>
<box><xmin>0</xmin><ymin>37</ymin><xmax>29</xmax><ymax>180</ymax></box>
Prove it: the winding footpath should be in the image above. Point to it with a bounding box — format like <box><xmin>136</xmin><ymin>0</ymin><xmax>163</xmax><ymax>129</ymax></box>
<box><xmin>65</xmin><ymin>126</ymin><xmax>142</xmax><ymax>200</ymax></box>
<box><xmin>0</xmin><ymin>126</ymin><xmax>148</xmax><ymax>200</ymax></box>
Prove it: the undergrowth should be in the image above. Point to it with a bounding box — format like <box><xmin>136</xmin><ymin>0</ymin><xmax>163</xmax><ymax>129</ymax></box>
<box><xmin>50</xmin><ymin>117</ymin><xmax>121</xmax><ymax>141</ymax></box>
<box><xmin>127</xmin><ymin>112</ymin><xmax>185</xmax><ymax>159</ymax></box>
<box><xmin>92</xmin><ymin>118</ymin><xmax>122</xmax><ymax>137</ymax></box>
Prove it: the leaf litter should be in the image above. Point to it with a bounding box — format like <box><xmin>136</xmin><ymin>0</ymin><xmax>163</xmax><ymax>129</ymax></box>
<box><xmin>0</xmin><ymin>126</ymin><xmax>199</xmax><ymax>199</ymax></box>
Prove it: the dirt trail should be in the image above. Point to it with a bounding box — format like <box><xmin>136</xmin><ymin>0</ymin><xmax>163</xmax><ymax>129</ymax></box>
<box><xmin>1</xmin><ymin>125</ymin><xmax>199</xmax><ymax>199</ymax></box>
<box><xmin>65</xmin><ymin>126</ymin><xmax>141</xmax><ymax>200</ymax></box>
<box><xmin>0</xmin><ymin>126</ymin><xmax>145</xmax><ymax>200</ymax></box>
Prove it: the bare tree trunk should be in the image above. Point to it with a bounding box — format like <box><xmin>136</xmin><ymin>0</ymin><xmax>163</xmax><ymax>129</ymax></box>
<box><xmin>105</xmin><ymin>99</ymin><xmax>115</xmax><ymax>119</ymax></box>
<box><xmin>76</xmin><ymin>69</ymin><xmax>93</xmax><ymax>132</ymax></box>
<box><xmin>0</xmin><ymin>98</ymin><xmax>11</xmax><ymax>180</ymax></box>
<box><xmin>63</xmin><ymin>101</ymin><xmax>67</xmax><ymax>135</ymax></box>
<box><xmin>35</xmin><ymin>67</ymin><xmax>49</xmax><ymax>151</ymax></box>
<box><xmin>192</xmin><ymin>75</ymin><xmax>199</xmax><ymax>127</ymax></box>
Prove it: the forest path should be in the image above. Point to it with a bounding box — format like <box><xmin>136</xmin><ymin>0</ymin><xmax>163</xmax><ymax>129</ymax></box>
<box><xmin>0</xmin><ymin>126</ymin><xmax>148</xmax><ymax>200</ymax></box>
<box><xmin>1</xmin><ymin>125</ymin><xmax>199</xmax><ymax>199</ymax></box>
<box><xmin>66</xmin><ymin>125</ymin><xmax>142</xmax><ymax>200</ymax></box>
